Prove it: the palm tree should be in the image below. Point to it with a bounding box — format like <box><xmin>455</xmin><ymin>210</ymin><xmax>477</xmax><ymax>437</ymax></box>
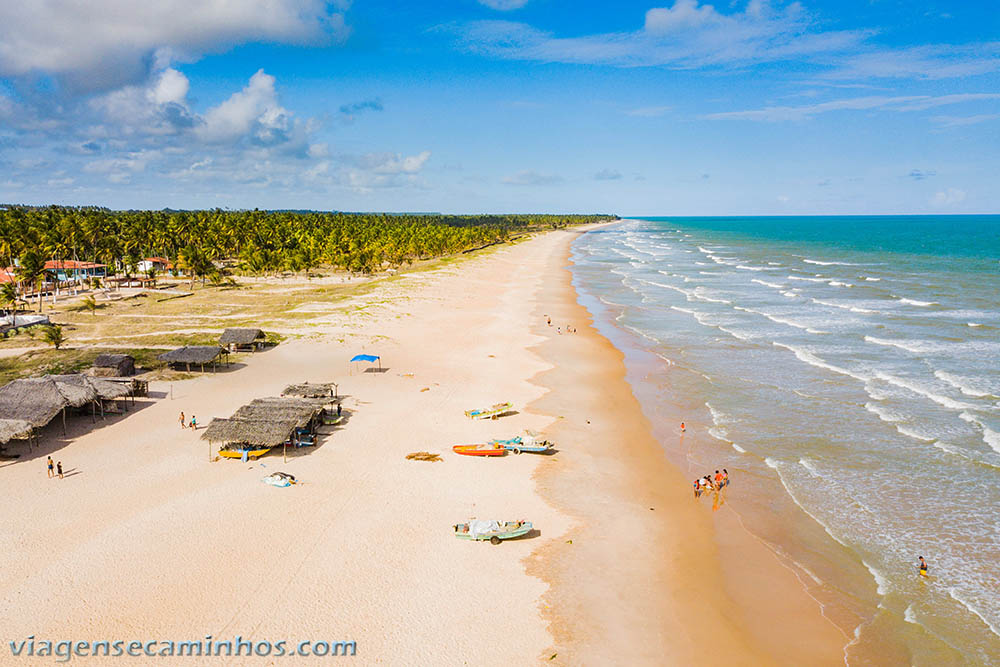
<box><xmin>41</xmin><ymin>324</ymin><xmax>66</xmax><ymax>350</ymax></box>
<box><xmin>80</xmin><ymin>295</ymin><xmax>99</xmax><ymax>316</ymax></box>
<box><xmin>16</xmin><ymin>250</ymin><xmax>47</xmax><ymax>313</ymax></box>
<box><xmin>1</xmin><ymin>282</ymin><xmax>18</xmax><ymax>314</ymax></box>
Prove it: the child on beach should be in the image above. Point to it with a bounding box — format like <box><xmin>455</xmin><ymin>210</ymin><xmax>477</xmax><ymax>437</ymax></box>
<box><xmin>47</xmin><ymin>456</ymin><xmax>54</xmax><ymax>478</ymax></box>
<box><xmin>693</xmin><ymin>479</ymin><xmax>701</xmax><ymax>499</ymax></box>
<box><xmin>722</xmin><ymin>469</ymin><xmax>729</xmax><ymax>488</ymax></box>
<box><xmin>56</xmin><ymin>461</ymin><xmax>63</xmax><ymax>479</ymax></box>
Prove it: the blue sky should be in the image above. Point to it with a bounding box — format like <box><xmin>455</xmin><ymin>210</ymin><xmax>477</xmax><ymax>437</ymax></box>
<box><xmin>0</xmin><ymin>0</ymin><xmax>997</xmax><ymax>214</ymax></box>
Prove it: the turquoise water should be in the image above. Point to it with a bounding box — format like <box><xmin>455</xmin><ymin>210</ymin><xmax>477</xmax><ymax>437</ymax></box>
<box><xmin>570</xmin><ymin>216</ymin><xmax>1000</xmax><ymax>665</ymax></box>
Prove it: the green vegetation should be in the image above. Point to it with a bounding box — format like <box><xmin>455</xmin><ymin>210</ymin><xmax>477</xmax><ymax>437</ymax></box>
<box><xmin>0</xmin><ymin>347</ymin><xmax>167</xmax><ymax>384</ymax></box>
<box><xmin>40</xmin><ymin>324</ymin><xmax>66</xmax><ymax>349</ymax></box>
<box><xmin>0</xmin><ymin>207</ymin><xmax>617</xmax><ymax>283</ymax></box>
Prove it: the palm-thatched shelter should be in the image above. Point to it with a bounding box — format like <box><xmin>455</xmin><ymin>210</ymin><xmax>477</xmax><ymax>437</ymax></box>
<box><xmin>93</xmin><ymin>353</ymin><xmax>135</xmax><ymax>377</ymax></box>
<box><xmin>0</xmin><ymin>418</ymin><xmax>35</xmax><ymax>449</ymax></box>
<box><xmin>282</xmin><ymin>382</ymin><xmax>338</xmax><ymax>399</ymax></box>
<box><xmin>202</xmin><ymin>417</ymin><xmax>299</xmax><ymax>448</ymax></box>
<box><xmin>0</xmin><ymin>376</ymin><xmax>94</xmax><ymax>432</ymax></box>
<box><xmin>201</xmin><ymin>396</ymin><xmax>327</xmax><ymax>462</ymax></box>
<box><xmin>158</xmin><ymin>346</ymin><xmax>229</xmax><ymax>372</ymax></box>
<box><xmin>219</xmin><ymin>328</ymin><xmax>266</xmax><ymax>352</ymax></box>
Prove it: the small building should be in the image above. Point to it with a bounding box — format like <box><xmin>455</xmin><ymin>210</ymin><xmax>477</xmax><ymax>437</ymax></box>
<box><xmin>44</xmin><ymin>260</ymin><xmax>107</xmax><ymax>282</ymax></box>
<box><xmin>93</xmin><ymin>354</ymin><xmax>136</xmax><ymax>377</ymax></box>
<box><xmin>158</xmin><ymin>346</ymin><xmax>229</xmax><ymax>372</ymax></box>
<box><xmin>138</xmin><ymin>257</ymin><xmax>178</xmax><ymax>274</ymax></box>
<box><xmin>219</xmin><ymin>328</ymin><xmax>267</xmax><ymax>352</ymax></box>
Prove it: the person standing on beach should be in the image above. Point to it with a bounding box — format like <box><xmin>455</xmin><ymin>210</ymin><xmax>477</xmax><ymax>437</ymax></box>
<box><xmin>546</xmin><ymin>316</ymin><xmax>551</xmax><ymax>326</ymax></box>
<box><xmin>47</xmin><ymin>456</ymin><xmax>54</xmax><ymax>478</ymax></box>
<box><xmin>918</xmin><ymin>556</ymin><xmax>928</xmax><ymax>578</ymax></box>
<box><xmin>56</xmin><ymin>461</ymin><xmax>63</xmax><ymax>479</ymax></box>
<box><xmin>714</xmin><ymin>470</ymin><xmax>724</xmax><ymax>488</ymax></box>
<box><xmin>693</xmin><ymin>479</ymin><xmax>701</xmax><ymax>499</ymax></box>
<box><xmin>337</xmin><ymin>402</ymin><xmax>342</xmax><ymax>417</ymax></box>
<box><xmin>179</xmin><ymin>412</ymin><xmax>185</xmax><ymax>429</ymax></box>
<box><xmin>680</xmin><ymin>422</ymin><xmax>686</xmax><ymax>433</ymax></box>
<box><xmin>189</xmin><ymin>415</ymin><xmax>197</xmax><ymax>430</ymax></box>
<box><xmin>722</xmin><ymin>469</ymin><xmax>729</xmax><ymax>488</ymax></box>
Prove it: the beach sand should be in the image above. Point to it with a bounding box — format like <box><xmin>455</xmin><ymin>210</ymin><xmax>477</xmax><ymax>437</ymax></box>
<box><xmin>0</xmin><ymin>226</ymin><xmax>844</xmax><ymax>664</ymax></box>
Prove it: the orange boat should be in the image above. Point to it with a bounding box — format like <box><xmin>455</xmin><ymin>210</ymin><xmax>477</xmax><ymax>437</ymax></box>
<box><xmin>452</xmin><ymin>443</ymin><xmax>506</xmax><ymax>457</ymax></box>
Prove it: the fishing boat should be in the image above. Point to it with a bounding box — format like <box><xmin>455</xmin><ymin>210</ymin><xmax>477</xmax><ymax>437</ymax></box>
<box><xmin>454</xmin><ymin>519</ymin><xmax>533</xmax><ymax>545</ymax></box>
<box><xmin>488</xmin><ymin>434</ymin><xmax>553</xmax><ymax>454</ymax></box>
<box><xmin>452</xmin><ymin>443</ymin><xmax>506</xmax><ymax>457</ymax></box>
<box><xmin>464</xmin><ymin>402</ymin><xmax>513</xmax><ymax>420</ymax></box>
<box><xmin>219</xmin><ymin>446</ymin><xmax>272</xmax><ymax>460</ymax></box>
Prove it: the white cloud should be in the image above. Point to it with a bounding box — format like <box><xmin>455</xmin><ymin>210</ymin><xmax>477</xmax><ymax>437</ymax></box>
<box><xmin>626</xmin><ymin>105</ymin><xmax>672</xmax><ymax>117</ymax></box>
<box><xmin>931</xmin><ymin>113</ymin><xmax>1000</xmax><ymax>127</ymax></box>
<box><xmin>594</xmin><ymin>169</ymin><xmax>622</xmax><ymax>181</ymax></box>
<box><xmin>478</xmin><ymin>0</ymin><xmax>531</xmax><ymax>10</ymax></box>
<box><xmin>706</xmin><ymin>93</ymin><xmax>1000</xmax><ymax>121</ymax></box>
<box><xmin>826</xmin><ymin>44</ymin><xmax>1000</xmax><ymax>81</ymax></box>
<box><xmin>930</xmin><ymin>188</ymin><xmax>966</xmax><ymax>207</ymax></box>
<box><xmin>0</xmin><ymin>0</ymin><xmax>349</xmax><ymax>91</ymax></box>
<box><xmin>453</xmin><ymin>1</ymin><xmax>867</xmax><ymax>69</ymax></box>
<box><xmin>197</xmin><ymin>70</ymin><xmax>286</xmax><ymax>144</ymax></box>
<box><xmin>450</xmin><ymin>3</ymin><xmax>997</xmax><ymax>83</ymax></box>
<box><xmin>502</xmin><ymin>170</ymin><xmax>563</xmax><ymax>186</ymax></box>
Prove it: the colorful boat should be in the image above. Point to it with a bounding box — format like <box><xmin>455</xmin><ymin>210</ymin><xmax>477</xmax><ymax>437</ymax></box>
<box><xmin>452</xmin><ymin>443</ymin><xmax>506</xmax><ymax>457</ymax></box>
<box><xmin>464</xmin><ymin>402</ymin><xmax>513</xmax><ymax>420</ymax></box>
<box><xmin>488</xmin><ymin>435</ymin><xmax>553</xmax><ymax>454</ymax></box>
<box><xmin>219</xmin><ymin>446</ymin><xmax>272</xmax><ymax>460</ymax></box>
<box><xmin>454</xmin><ymin>519</ymin><xmax>533</xmax><ymax>545</ymax></box>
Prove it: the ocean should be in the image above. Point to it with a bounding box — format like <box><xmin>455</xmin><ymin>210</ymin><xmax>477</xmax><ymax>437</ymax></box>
<box><xmin>569</xmin><ymin>216</ymin><xmax>1000</xmax><ymax>665</ymax></box>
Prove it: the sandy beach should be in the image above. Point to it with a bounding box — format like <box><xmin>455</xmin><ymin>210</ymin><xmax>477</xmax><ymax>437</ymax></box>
<box><xmin>0</xmin><ymin>225</ymin><xmax>844</xmax><ymax>664</ymax></box>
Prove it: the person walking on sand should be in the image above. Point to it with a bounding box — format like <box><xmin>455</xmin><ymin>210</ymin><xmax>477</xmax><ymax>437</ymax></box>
<box><xmin>189</xmin><ymin>415</ymin><xmax>197</xmax><ymax>430</ymax></box>
<box><xmin>918</xmin><ymin>556</ymin><xmax>928</xmax><ymax>578</ymax></box>
<box><xmin>179</xmin><ymin>412</ymin><xmax>185</xmax><ymax>429</ymax></box>
<box><xmin>693</xmin><ymin>479</ymin><xmax>701</xmax><ymax>499</ymax></box>
<box><xmin>546</xmin><ymin>316</ymin><xmax>551</xmax><ymax>326</ymax></box>
<box><xmin>714</xmin><ymin>470</ymin><xmax>724</xmax><ymax>488</ymax></box>
<box><xmin>722</xmin><ymin>468</ymin><xmax>730</xmax><ymax>488</ymax></box>
<box><xmin>47</xmin><ymin>456</ymin><xmax>54</xmax><ymax>478</ymax></box>
<box><xmin>680</xmin><ymin>422</ymin><xmax>686</xmax><ymax>433</ymax></box>
<box><xmin>56</xmin><ymin>461</ymin><xmax>63</xmax><ymax>479</ymax></box>
<box><xmin>337</xmin><ymin>402</ymin><xmax>342</xmax><ymax>417</ymax></box>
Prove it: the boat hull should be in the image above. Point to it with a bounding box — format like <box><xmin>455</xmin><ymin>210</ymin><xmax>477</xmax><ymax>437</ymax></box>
<box><xmin>452</xmin><ymin>444</ymin><xmax>506</xmax><ymax>457</ymax></box>
<box><xmin>219</xmin><ymin>447</ymin><xmax>272</xmax><ymax>460</ymax></box>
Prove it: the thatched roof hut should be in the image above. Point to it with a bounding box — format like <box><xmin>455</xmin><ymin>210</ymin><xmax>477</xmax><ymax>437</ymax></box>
<box><xmin>219</xmin><ymin>328</ymin><xmax>266</xmax><ymax>351</ymax></box>
<box><xmin>0</xmin><ymin>376</ymin><xmax>95</xmax><ymax>427</ymax></box>
<box><xmin>0</xmin><ymin>418</ymin><xmax>33</xmax><ymax>446</ymax></box>
<box><xmin>50</xmin><ymin>374</ymin><xmax>132</xmax><ymax>400</ymax></box>
<box><xmin>93</xmin><ymin>353</ymin><xmax>135</xmax><ymax>377</ymax></box>
<box><xmin>201</xmin><ymin>417</ymin><xmax>299</xmax><ymax>447</ymax></box>
<box><xmin>282</xmin><ymin>382</ymin><xmax>337</xmax><ymax>399</ymax></box>
<box><xmin>158</xmin><ymin>346</ymin><xmax>228</xmax><ymax>371</ymax></box>
<box><xmin>232</xmin><ymin>398</ymin><xmax>322</xmax><ymax>429</ymax></box>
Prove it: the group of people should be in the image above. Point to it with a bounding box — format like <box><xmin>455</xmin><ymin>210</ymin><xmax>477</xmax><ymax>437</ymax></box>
<box><xmin>544</xmin><ymin>315</ymin><xmax>577</xmax><ymax>334</ymax></box>
<box><xmin>178</xmin><ymin>412</ymin><xmax>197</xmax><ymax>430</ymax></box>
<box><xmin>46</xmin><ymin>456</ymin><xmax>63</xmax><ymax>479</ymax></box>
<box><xmin>693</xmin><ymin>469</ymin><xmax>729</xmax><ymax>498</ymax></box>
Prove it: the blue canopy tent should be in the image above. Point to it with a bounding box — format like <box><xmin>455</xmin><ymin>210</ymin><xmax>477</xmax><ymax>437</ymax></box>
<box><xmin>350</xmin><ymin>354</ymin><xmax>382</xmax><ymax>373</ymax></box>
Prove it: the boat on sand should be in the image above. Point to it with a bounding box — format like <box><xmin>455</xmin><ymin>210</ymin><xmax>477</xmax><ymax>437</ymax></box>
<box><xmin>452</xmin><ymin>443</ymin><xmax>506</xmax><ymax>457</ymax></box>
<box><xmin>454</xmin><ymin>519</ymin><xmax>533</xmax><ymax>545</ymax></box>
<box><xmin>464</xmin><ymin>402</ymin><xmax>513</xmax><ymax>420</ymax></box>
<box><xmin>488</xmin><ymin>434</ymin><xmax>553</xmax><ymax>454</ymax></box>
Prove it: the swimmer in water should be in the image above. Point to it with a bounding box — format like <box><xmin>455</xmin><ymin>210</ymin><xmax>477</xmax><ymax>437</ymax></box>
<box><xmin>918</xmin><ymin>556</ymin><xmax>928</xmax><ymax>577</ymax></box>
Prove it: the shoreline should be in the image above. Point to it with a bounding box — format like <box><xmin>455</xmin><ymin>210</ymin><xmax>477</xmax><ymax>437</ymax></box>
<box><xmin>530</xmin><ymin>224</ymin><xmax>846</xmax><ymax>664</ymax></box>
<box><xmin>0</xmin><ymin>225</ymin><xmax>845</xmax><ymax>665</ymax></box>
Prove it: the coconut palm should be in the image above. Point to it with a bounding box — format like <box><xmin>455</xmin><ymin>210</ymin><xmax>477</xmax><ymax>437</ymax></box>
<box><xmin>41</xmin><ymin>324</ymin><xmax>66</xmax><ymax>350</ymax></box>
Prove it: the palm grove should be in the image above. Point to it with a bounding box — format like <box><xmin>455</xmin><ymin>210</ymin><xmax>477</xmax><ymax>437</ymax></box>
<box><xmin>0</xmin><ymin>206</ymin><xmax>615</xmax><ymax>306</ymax></box>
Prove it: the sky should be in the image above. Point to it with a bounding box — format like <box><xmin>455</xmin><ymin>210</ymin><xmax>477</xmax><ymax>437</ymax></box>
<box><xmin>0</xmin><ymin>0</ymin><xmax>998</xmax><ymax>215</ymax></box>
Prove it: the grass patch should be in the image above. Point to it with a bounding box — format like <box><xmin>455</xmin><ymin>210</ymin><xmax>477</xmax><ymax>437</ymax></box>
<box><xmin>0</xmin><ymin>347</ymin><xmax>168</xmax><ymax>384</ymax></box>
